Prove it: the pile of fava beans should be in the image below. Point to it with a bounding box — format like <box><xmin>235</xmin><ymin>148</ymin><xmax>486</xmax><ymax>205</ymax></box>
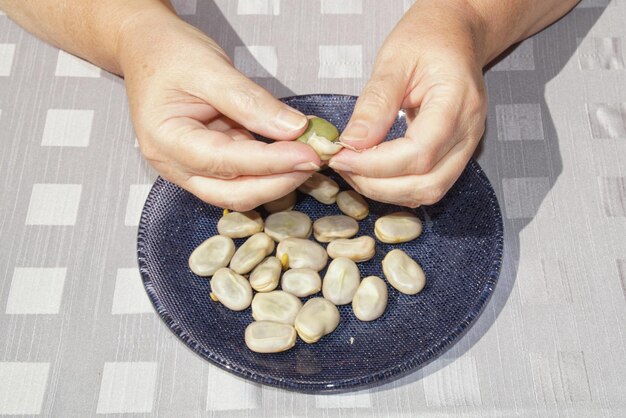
<box><xmin>189</xmin><ymin>172</ymin><xmax>426</xmax><ymax>354</ymax></box>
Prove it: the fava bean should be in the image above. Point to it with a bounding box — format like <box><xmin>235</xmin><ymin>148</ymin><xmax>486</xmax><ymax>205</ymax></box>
<box><xmin>374</xmin><ymin>212</ymin><xmax>422</xmax><ymax>244</ymax></box>
<box><xmin>229</xmin><ymin>232</ymin><xmax>275</xmax><ymax>274</ymax></box>
<box><xmin>313</xmin><ymin>215</ymin><xmax>358</xmax><ymax>243</ymax></box>
<box><xmin>382</xmin><ymin>249</ymin><xmax>426</xmax><ymax>295</ymax></box>
<box><xmin>294</xmin><ymin>298</ymin><xmax>340</xmax><ymax>344</ymax></box>
<box><xmin>188</xmin><ymin>235</ymin><xmax>235</xmax><ymax>277</ymax></box>
<box><xmin>210</xmin><ymin>268</ymin><xmax>253</xmax><ymax>311</ymax></box>
<box><xmin>298</xmin><ymin>173</ymin><xmax>339</xmax><ymax>205</ymax></box>
<box><xmin>322</xmin><ymin>257</ymin><xmax>361</xmax><ymax>305</ymax></box>
<box><xmin>245</xmin><ymin>321</ymin><xmax>297</xmax><ymax>353</ymax></box>
<box><xmin>352</xmin><ymin>276</ymin><xmax>388</xmax><ymax>321</ymax></box>
<box><xmin>326</xmin><ymin>236</ymin><xmax>375</xmax><ymax>262</ymax></box>
<box><xmin>249</xmin><ymin>256</ymin><xmax>281</xmax><ymax>292</ymax></box>
<box><xmin>217</xmin><ymin>210</ymin><xmax>264</xmax><ymax>238</ymax></box>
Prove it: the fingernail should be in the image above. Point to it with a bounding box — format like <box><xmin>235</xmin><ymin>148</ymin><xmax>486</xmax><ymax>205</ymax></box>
<box><xmin>328</xmin><ymin>161</ymin><xmax>352</xmax><ymax>173</ymax></box>
<box><xmin>293</xmin><ymin>161</ymin><xmax>321</xmax><ymax>171</ymax></box>
<box><xmin>275</xmin><ymin>108</ymin><xmax>308</xmax><ymax>132</ymax></box>
<box><xmin>341</xmin><ymin>121</ymin><xmax>369</xmax><ymax>141</ymax></box>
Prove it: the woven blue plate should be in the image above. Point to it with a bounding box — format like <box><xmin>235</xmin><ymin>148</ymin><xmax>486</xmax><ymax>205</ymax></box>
<box><xmin>137</xmin><ymin>94</ymin><xmax>503</xmax><ymax>394</ymax></box>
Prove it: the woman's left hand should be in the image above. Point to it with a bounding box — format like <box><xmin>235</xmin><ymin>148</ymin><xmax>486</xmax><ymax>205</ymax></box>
<box><xmin>329</xmin><ymin>0</ymin><xmax>488</xmax><ymax>207</ymax></box>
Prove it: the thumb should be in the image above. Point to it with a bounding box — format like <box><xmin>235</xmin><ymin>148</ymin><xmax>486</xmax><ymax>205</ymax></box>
<box><xmin>194</xmin><ymin>63</ymin><xmax>309</xmax><ymax>141</ymax></box>
<box><xmin>340</xmin><ymin>64</ymin><xmax>407</xmax><ymax>149</ymax></box>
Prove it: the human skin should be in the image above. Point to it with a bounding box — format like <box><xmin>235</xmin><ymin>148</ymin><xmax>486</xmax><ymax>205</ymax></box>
<box><xmin>330</xmin><ymin>0</ymin><xmax>581</xmax><ymax>207</ymax></box>
<box><xmin>0</xmin><ymin>0</ymin><xmax>319</xmax><ymax>211</ymax></box>
<box><xmin>0</xmin><ymin>0</ymin><xmax>579</xmax><ymax>209</ymax></box>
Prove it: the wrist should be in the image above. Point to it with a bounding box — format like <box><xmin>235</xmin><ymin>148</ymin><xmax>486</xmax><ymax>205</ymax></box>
<box><xmin>115</xmin><ymin>6</ymin><xmax>181</xmax><ymax>77</ymax></box>
<box><xmin>402</xmin><ymin>0</ymin><xmax>488</xmax><ymax>70</ymax></box>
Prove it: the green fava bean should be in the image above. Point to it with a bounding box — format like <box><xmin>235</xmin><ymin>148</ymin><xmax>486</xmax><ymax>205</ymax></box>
<box><xmin>297</xmin><ymin>117</ymin><xmax>339</xmax><ymax>143</ymax></box>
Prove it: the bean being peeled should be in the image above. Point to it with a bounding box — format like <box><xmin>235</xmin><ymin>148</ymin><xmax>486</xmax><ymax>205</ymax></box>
<box><xmin>297</xmin><ymin>117</ymin><xmax>341</xmax><ymax>161</ymax></box>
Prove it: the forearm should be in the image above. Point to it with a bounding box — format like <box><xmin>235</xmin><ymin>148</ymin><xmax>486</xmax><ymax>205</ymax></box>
<box><xmin>0</xmin><ymin>0</ymin><xmax>176</xmax><ymax>75</ymax></box>
<box><xmin>467</xmin><ymin>0</ymin><xmax>581</xmax><ymax>65</ymax></box>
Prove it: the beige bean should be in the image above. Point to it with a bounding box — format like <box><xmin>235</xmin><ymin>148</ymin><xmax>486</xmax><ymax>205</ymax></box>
<box><xmin>313</xmin><ymin>215</ymin><xmax>359</xmax><ymax>243</ymax></box>
<box><xmin>252</xmin><ymin>291</ymin><xmax>303</xmax><ymax>325</ymax></box>
<box><xmin>188</xmin><ymin>235</ymin><xmax>235</xmax><ymax>277</ymax></box>
<box><xmin>294</xmin><ymin>298</ymin><xmax>340</xmax><ymax>344</ymax></box>
<box><xmin>264</xmin><ymin>211</ymin><xmax>312</xmax><ymax>242</ymax></box>
<box><xmin>245</xmin><ymin>321</ymin><xmax>297</xmax><ymax>353</ymax></box>
<box><xmin>336</xmin><ymin>191</ymin><xmax>369</xmax><ymax>220</ymax></box>
<box><xmin>307</xmin><ymin>134</ymin><xmax>343</xmax><ymax>161</ymax></box>
<box><xmin>382</xmin><ymin>249</ymin><xmax>426</xmax><ymax>295</ymax></box>
<box><xmin>352</xmin><ymin>276</ymin><xmax>388</xmax><ymax>321</ymax></box>
<box><xmin>322</xmin><ymin>257</ymin><xmax>361</xmax><ymax>305</ymax></box>
<box><xmin>297</xmin><ymin>173</ymin><xmax>339</xmax><ymax>205</ymax></box>
<box><xmin>249</xmin><ymin>257</ymin><xmax>281</xmax><ymax>292</ymax></box>
<box><xmin>217</xmin><ymin>210</ymin><xmax>264</xmax><ymax>238</ymax></box>
<box><xmin>326</xmin><ymin>236</ymin><xmax>375</xmax><ymax>262</ymax></box>
<box><xmin>210</xmin><ymin>268</ymin><xmax>253</xmax><ymax>311</ymax></box>
<box><xmin>263</xmin><ymin>190</ymin><xmax>297</xmax><ymax>213</ymax></box>
<box><xmin>229</xmin><ymin>232</ymin><xmax>275</xmax><ymax>274</ymax></box>
<box><xmin>276</xmin><ymin>238</ymin><xmax>328</xmax><ymax>271</ymax></box>
<box><xmin>374</xmin><ymin>211</ymin><xmax>423</xmax><ymax>243</ymax></box>
<box><xmin>281</xmin><ymin>268</ymin><xmax>322</xmax><ymax>297</ymax></box>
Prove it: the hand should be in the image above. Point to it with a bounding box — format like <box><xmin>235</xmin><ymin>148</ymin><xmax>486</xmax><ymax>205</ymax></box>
<box><xmin>119</xmin><ymin>10</ymin><xmax>320</xmax><ymax>211</ymax></box>
<box><xmin>329</xmin><ymin>0</ymin><xmax>487</xmax><ymax>207</ymax></box>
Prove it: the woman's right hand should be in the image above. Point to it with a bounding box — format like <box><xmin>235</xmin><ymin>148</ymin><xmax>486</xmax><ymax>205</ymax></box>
<box><xmin>119</xmin><ymin>9</ymin><xmax>321</xmax><ymax>211</ymax></box>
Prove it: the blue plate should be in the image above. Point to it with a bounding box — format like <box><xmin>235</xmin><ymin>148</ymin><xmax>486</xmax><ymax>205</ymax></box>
<box><xmin>137</xmin><ymin>94</ymin><xmax>503</xmax><ymax>393</ymax></box>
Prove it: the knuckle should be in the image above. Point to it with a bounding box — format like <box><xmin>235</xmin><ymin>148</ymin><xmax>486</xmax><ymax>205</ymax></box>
<box><xmin>361</xmin><ymin>83</ymin><xmax>393</xmax><ymax>112</ymax></box>
<box><xmin>230</xmin><ymin>86</ymin><xmax>263</xmax><ymax>111</ymax></box>
<box><xmin>414</xmin><ymin>148</ymin><xmax>437</xmax><ymax>175</ymax></box>
<box><xmin>206</xmin><ymin>155</ymin><xmax>237</xmax><ymax>179</ymax></box>
<box><xmin>402</xmin><ymin>142</ymin><xmax>436</xmax><ymax>176</ymax></box>
<box><xmin>405</xmin><ymin>200</ymin><xmax>421</xmax><ymax>209</ymax></box>
<box><xmin>465</xmin><ymin>85</ymin><xmax>487</xmax><ymax>118</ymax></box>
<box><xmin>419</xmin><ymin>181</ymin><xmax>448</xmax><ymax>205</ymax></box>
<box><xmin>138</xmin><ymin>140</ymin><xmax>163</xmax><ymax>164</ymax></box>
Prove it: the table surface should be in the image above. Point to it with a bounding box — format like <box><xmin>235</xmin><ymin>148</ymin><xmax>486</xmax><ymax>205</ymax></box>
<box><xmin>1</xmin><ymin>0</ymin><xmax>625</xmax><ymax>416</ymax></box>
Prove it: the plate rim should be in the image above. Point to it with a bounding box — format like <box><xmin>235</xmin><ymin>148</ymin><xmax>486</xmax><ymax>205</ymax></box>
<box><xmin>137</xmin><ymin>94</ymin><xmax>504</xmax><ymax>394</ymax></box>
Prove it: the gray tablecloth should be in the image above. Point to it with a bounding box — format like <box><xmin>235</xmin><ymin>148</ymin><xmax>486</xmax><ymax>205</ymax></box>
<box><xmin>1</xmin><ymin>0</ymin><xmax>625</xmax><ymax>416</ymax></box>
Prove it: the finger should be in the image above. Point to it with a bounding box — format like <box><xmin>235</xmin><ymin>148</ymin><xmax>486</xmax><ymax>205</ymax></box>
<box><xmin>225</xmin><ymin>128</ymin><xmax>256</xmax><ymax>141</ymax></box>
<box><xmin>184</xmin><ymin>172</ymin><xmax>311</xmax><ymax>211</ymax></box>
<box><xmin>336</xmin><ymin>136</ymin><xmax>477</xmax><ymax>207</ymax></box>
<box><xmin>165</xmin><ymin>124</ymin><xmax>320</xmax><ymax>179</ymax></box>
<box><xmin>205</xmin><ymin>116</ymin><xmax>241</xmax><ymax>132</ymax></box>
<box><xmin>330</xmin><ymin>95</ymin><xmax>465</xmax><ymax>177</ymax></box>
<box><xmin>340</xmin><ymin>59</ymin><xmax>408</xmax><ymax>150</ymax></box>
<box><xmin>189</xmin><ymin>63</ymin><xmax>309</xmax><ymax>140</ymax></box>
